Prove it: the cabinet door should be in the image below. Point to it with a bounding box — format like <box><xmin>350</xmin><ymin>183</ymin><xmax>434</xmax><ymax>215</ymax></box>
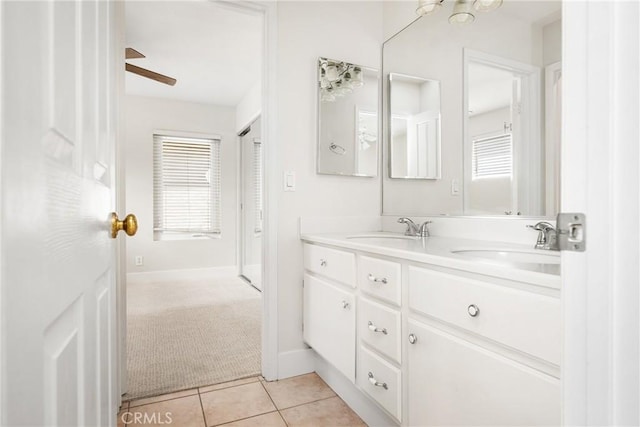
<box><xmin>303</xmin><ymin>273</ymin><xmax>355</xmax><ymax>381</ymax></box>
<box><xmin>407</xmin><ymin>319</ymin><xmax>560</xmax><ymax>426</ymax></box>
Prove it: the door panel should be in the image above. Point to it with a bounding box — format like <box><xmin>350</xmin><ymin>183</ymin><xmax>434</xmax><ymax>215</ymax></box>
<box><xmin>2</xmin><ymin>1</ymin><xmax>119</xmax><ymax>425</ymax></box>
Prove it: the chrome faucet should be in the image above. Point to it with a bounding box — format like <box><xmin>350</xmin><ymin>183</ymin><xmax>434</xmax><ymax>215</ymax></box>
<box><xmin>526</xmin><ymin>221</ymin><xmax>559</xmax><ymax>250</ymax></box>
<box><xmin>398</xmin><ymin>217</ymin><xmax>432</xmax><ymax>238</ymax></box>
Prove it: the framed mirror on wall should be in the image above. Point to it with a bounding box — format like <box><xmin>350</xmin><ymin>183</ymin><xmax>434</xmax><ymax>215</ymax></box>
<box><xmin>382</xmin><ymin>0</ymin><xmax>562</xmax><ymax>218</ymax></box>
<box><xmin>317</xmin><ymin>57</ymin><xmax>380</xmax><ymax>177</ymax></box>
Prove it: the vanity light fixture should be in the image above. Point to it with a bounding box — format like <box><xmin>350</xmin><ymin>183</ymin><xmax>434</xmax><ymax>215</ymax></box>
<box><xmin>416</xmin><ymin>0</ymin><xmax>502</xmax><ymax>23</ymax></box>
<box><xmin>416</xmin><ymin>0</ymin><xmax>444</xmax><ymax>16</ymax></box>
<box><xmin>319</xmin><ymin>58</ymin><xmax>364</xmax><ymax>102</ymax></box>
<box><xmin>449</xmin><ymin>0</ymin><xmax>475</xmax><ymax>24</ymax></box>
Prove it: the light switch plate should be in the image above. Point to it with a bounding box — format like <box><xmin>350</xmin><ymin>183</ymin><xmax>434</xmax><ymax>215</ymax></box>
<box><xmin>284</xmin><ymin>171</ymin><xmax>296</xmax><ymax>192</ymax></box>
<box><xmin>451</xmin><ymin>179</ymin><xmax>460</xmax><ymax>195</ymax></box>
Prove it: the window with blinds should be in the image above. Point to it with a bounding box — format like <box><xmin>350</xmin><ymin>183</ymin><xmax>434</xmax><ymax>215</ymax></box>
<box><xmin>153</xmin><ymin>134</ymin><xmax>221</xmax><ymax>238</ymax></box>
<box><xmin>471</xmin><ymin>133</ymin><xmax>512</xmax><ymax>179</ymax></box>
<box><xmin>253</xmin><ymin>139</ymin><xmax>263</xmax><ymax>234</ymax></box>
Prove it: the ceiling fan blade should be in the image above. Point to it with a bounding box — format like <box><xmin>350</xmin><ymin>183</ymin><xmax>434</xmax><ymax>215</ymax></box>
<box><xmin>126</xmin><ymin>63</ymin><xmax>176</xmax><ymax>86</ymax></box>
<box><xmin>126</xmin><ymin>48</ymin><xmax>145</xmax><ymax>59</ymax></box>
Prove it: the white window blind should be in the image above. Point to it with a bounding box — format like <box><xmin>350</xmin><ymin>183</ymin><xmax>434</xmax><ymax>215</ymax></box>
<box><xmin>253</xmin><ymin>139</ymin><xmax>263</xmax><ymax>234</ymax></box>
<box><xmin>153</xmin><ymin>135</ymin><xmax>221</xmax><ymax>236</ymax></box>
<box><xmin>472</xmin><ymin>133</ymin><xmax>512</xmax><ymax>179</ymax></box>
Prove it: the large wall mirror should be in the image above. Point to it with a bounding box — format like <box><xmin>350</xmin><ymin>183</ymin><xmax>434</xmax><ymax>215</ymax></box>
<box><xmin>382</xmin><ymin>1</ymin><xmax>562</xmax><ymax>217</ymax></box>
<box><xmin>317</xmin><ymin>57</ymin><xmax>379</xmax><ymax>177</ymax></box>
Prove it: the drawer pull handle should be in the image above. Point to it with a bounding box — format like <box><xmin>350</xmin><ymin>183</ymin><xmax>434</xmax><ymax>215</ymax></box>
<box><xmin>368</xmin><ymin>372</ymin><xmax>388</xmax><ymax>390</ymax></box>
<box><xmin>367</xmin><ymin>321</ymin><xmax>388</xmax><ymax>335</ymax></box>
<box><xmin>341</xmin><ymin>300</ymin><xmax>350</xmax><ymax>309</ymax></box>
<box><xmin>467</xmin><ymin>304</ymin><xmax>480</xmax><ymax>317</ymax></box>
<box><xmin>408</xmin><ymin>333</ymin><xmax>418</xmax><ymax>344</ymax></box>
<box><xmin>367</xmin><ymin>274</ymin><xmax>388</xmax><ymax>284</ymax></box>
<box><xmin>320</xmin><ymin>259</ymin><xmax>327</xmax><ymax>267</ymax></box>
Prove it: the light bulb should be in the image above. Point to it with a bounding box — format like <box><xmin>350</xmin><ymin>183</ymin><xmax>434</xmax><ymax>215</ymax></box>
<box><xmin>449</xmin><ymin>0</ymin><xmax>475</xmax><ymax>24</ymax></box>
<box><xmin>416</xmin><ymin>0</ymin><xmax>443</xmax><ymax>16</ymax></box>
<box><xmin>473</xmin><ymin>0</ymin><xmax>503</xmax><ymax>12</ymax></box>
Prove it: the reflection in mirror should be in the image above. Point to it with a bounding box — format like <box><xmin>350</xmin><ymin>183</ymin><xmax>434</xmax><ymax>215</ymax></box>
<box><xmin>389</xmin><ymin>73</ymin><xmax>441</xmax><ymax>179</ymax></box>
<box><xmin>464</xmin><ymin>49</ymin><xmax>541</xmax><ymax>216</ymax></box>
<box><xmin>382</xmin><ymin>0</ymin><xmax>562</xmax><ymax>218</ymax></box>
<box><xmin>317</xmin><ymin>57</ymin><xmax>379</xmax><ymax>177</ymax></box>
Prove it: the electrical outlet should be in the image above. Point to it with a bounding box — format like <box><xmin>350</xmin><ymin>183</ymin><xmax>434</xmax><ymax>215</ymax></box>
<box><xmin>135</xmin><ymin>256</ymin><xmax>144</xmax><ymax>266</ymax></box>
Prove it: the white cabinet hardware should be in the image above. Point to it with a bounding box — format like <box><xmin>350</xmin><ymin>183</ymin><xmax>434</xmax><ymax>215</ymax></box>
<box><xmin>368</xmin><ymin>321</ymin><xmax>388</xmax><ymax>334</ymax></box>
<box><xmin>368</xmin><ymin>273</ymin><xmax>388</xmax><ymax>284</ymax></box>
<box><xmin>467</xmin><ymin>304</ymin><xmax>480</xmax><ymax>317</ymax></box>
<box><xmin>368</xmin><ymin>372</ymin><xmax>388</xmax><ymax>390</ymax></box>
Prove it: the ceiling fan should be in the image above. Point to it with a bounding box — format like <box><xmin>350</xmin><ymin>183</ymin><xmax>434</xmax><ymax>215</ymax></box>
<box><xmin>125</xmin><ymin>48</ymin><xmax>177</xmax><ymax>86</ymax></box>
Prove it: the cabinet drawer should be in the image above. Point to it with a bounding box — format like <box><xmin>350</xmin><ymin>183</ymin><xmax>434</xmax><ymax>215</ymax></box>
<box><xmin>303</xmin><ymin>274</ymin><xmax>355</xmax><ymax>382</ymax></box>
<box><xmin>358</xmin><ymin>298</ymin><xmax>401</xmax><ymax>363</ymax></box>
<box><xmin>358</xmin><ymin>255</ymin><xmax>401</xmax><ymax>305</ymax></box>
<box><xmin>407</xmin><ymin>320</ymin><xmax>560</xmax><ymax>426</ymax></box>
<box><xmin>408</xmin><ymin>266</ymin><xmax>560</xmax><ymax>365</ymax></box>
<box><xmin>357</xmin><ymin>346</ymin><xmax>402</xmax><ymax>422</ymax></box>
<box><xmin>304</xmin><ymin>244</ymin><xmax>356</xmax><ymax>287</ymax></box>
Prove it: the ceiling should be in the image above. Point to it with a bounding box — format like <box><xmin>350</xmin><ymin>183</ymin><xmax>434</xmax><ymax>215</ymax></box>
<box><xmin>468</xmin><ymin>62</ymin><xmax>513</xmax><ymax>116</ymax></box>
<box><xmin>125</xmin><ymin>1</ymin><xmax>262</xmax><ymax>106</ymax></box>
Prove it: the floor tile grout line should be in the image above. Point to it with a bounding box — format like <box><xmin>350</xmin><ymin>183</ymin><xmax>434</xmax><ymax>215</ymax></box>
<box><xmin>197</xmin><ymin>388</ymin><xmax>209</xmax><ymax>427</ymax></box>
<box><xmin>276</xmin><ymin>410</ymin><xmax>290</xmax><ymax>427</ymax></box>
<box><xmin>127</xmin><ymin>390</ymin><xmax>199</xmax><ymax>409</ymax></box>
<box><xmin>277</xmin><ymin>394</ymin><xmax>338</xmax><ymax>412</ymax></box>
<box><xmin>198</xmin><ymin>377</ymin><xmax>261</xmax><ymax>395</ymax></box>
<box><xmin>259</xmin><ymin>380</ymin><xmax>281</xmax><ymax>413</ymax></box>
<box><xmin>212</xmin><ymin>410</ymin><xmax>282</xmax><ymax>427</ymax></box>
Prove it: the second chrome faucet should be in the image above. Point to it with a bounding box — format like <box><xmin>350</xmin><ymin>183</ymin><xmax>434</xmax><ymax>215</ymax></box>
<box><xmin>397</xmin><ymin>217</ymin><xmax>432</xmax><ymax>238</ymax></box>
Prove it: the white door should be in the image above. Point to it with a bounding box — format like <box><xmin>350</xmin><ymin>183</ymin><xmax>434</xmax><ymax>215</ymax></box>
<box><xmin>2</xmin><ymin>1</ymin><xmax>124</xmax><ymax>426</ymax></box>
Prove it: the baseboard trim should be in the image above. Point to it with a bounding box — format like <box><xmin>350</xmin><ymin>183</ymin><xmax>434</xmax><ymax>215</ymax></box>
<box><xmin>314</xmin><ymin>352</ymin><xmax>399</xmax><ymax>427</ymax></box>
<box><xmin>127</xmin><ymin>266</ymin><xmax>237</xmax><ymax>283</ymax></box>
<box><xmin>276</xmin><ymin>349</ymin><xmax>315</xmax><ymax>380</ymax></box>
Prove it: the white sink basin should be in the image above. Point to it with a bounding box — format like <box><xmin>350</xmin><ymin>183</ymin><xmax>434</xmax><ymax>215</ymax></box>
<box><xmin>346</xmin><ymin>233</ymin><xmax>418</xmax><ymax>241</ymax></box>
<box><xmin>451</xmin><ymin>248</ymin><xmax>560</xmax><ymax>265</ymax></box>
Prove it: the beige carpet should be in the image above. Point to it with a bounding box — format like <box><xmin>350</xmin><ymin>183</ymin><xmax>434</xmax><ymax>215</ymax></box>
<box><xmin>125</xmin><ymin>276</ymin><xmax>261</xmax><ymax>400</ymax></box>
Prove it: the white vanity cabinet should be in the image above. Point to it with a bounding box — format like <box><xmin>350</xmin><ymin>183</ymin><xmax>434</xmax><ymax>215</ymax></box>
<box><xmin>302</xmin><ymin>243</ymin><xmax>357</xmax><ymax>382</ymax></box>
<box><xmin>301</xmin><ymin>238</ymin><xmax>560</xmax><ymax>427</ymax></box>
<box><xmin>407</xmin><ymin>319</ymin><xmax>560</xmax><ymax>426</ymax></box>
<box><xmin>406</xmin><ymin>265</ymin><xmax>561</xmax><ymax>426</ymax></box>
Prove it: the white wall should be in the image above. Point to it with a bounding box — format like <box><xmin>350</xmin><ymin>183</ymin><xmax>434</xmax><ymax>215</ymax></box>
<box><xmin>124</xmin><ymin>95</ymin><xmax>238</xmax><ymax>272</ymax></box>
<box><xmin>382</xmin><ymin>4</ymin><xmax>544</xmax><ymax>216</ymax></box>
<box><xmin>236</xmin><ymin>80</ymin><xmax>262</xmax><ymax>133</ymax></box>
<box><xmin>543</xmin><ymin>19</ymin><xmax>561</xmax><ymax>67</ymax></box>
<box><xmin>276</xmin><ymin>1</ymin><xmax>383</xmax><ymax>355</ymax></box>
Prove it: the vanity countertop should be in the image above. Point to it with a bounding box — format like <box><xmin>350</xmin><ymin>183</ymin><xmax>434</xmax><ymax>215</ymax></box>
<box><xmin>301</xmin><ymin>232</ymin><xmax>561</xmax><ymax>289</ymax></box>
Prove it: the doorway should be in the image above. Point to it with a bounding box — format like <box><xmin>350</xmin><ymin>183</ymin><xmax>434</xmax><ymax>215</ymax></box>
<box><xmin>121</xmin><ymin>0</ymin><xmax>265</xmax><ymax>400</ymax></box>
<box><xmin>239</xmin><ymin>118</ymin><xmax>263</xmax><ymax>290</ymax></box>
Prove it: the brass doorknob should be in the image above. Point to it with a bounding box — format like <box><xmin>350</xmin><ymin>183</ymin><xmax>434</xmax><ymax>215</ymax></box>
<box><xmin>110</xmin><ymin>212</ymin><xmax>138</xmax><ymax>238</ymax></box>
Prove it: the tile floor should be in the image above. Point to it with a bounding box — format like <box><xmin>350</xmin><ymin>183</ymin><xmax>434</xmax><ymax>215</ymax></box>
<box><xmin>118</xmin><ymin>373</ymin><xmax>367</xmax><ymax>427</ymax></box>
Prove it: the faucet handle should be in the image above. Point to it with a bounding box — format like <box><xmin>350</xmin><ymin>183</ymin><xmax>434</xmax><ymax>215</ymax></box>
<box><xmin>418</xmin><ymin>221</ymin><xmax>432</xmax><ymax>238</ymax></box>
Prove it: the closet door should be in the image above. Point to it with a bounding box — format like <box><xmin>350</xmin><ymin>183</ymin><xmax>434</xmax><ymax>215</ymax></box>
<box><xmin>240</xmin><ymin>118</ymin><xmax>263</xmax><ymax>289</ymax></box>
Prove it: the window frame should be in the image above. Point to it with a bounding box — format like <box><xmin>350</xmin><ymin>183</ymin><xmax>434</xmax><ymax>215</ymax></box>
<box><xmin>152</xmin><ymin>132</ymin><xmax>222</xmax><ymax>241</ymax></box>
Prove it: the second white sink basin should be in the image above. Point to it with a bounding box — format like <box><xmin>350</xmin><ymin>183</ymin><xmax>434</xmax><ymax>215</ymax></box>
<box><xmin>451</xmin><ymin>248</ymin><xmax>560</xmax><ymax>265</ymax></box>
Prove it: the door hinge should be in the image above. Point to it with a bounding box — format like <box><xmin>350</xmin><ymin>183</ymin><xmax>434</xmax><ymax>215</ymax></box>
<box><xmin>556</xmin><ymin>212</ymin><xmax>586</xmax><ymax>251</ymax></box>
